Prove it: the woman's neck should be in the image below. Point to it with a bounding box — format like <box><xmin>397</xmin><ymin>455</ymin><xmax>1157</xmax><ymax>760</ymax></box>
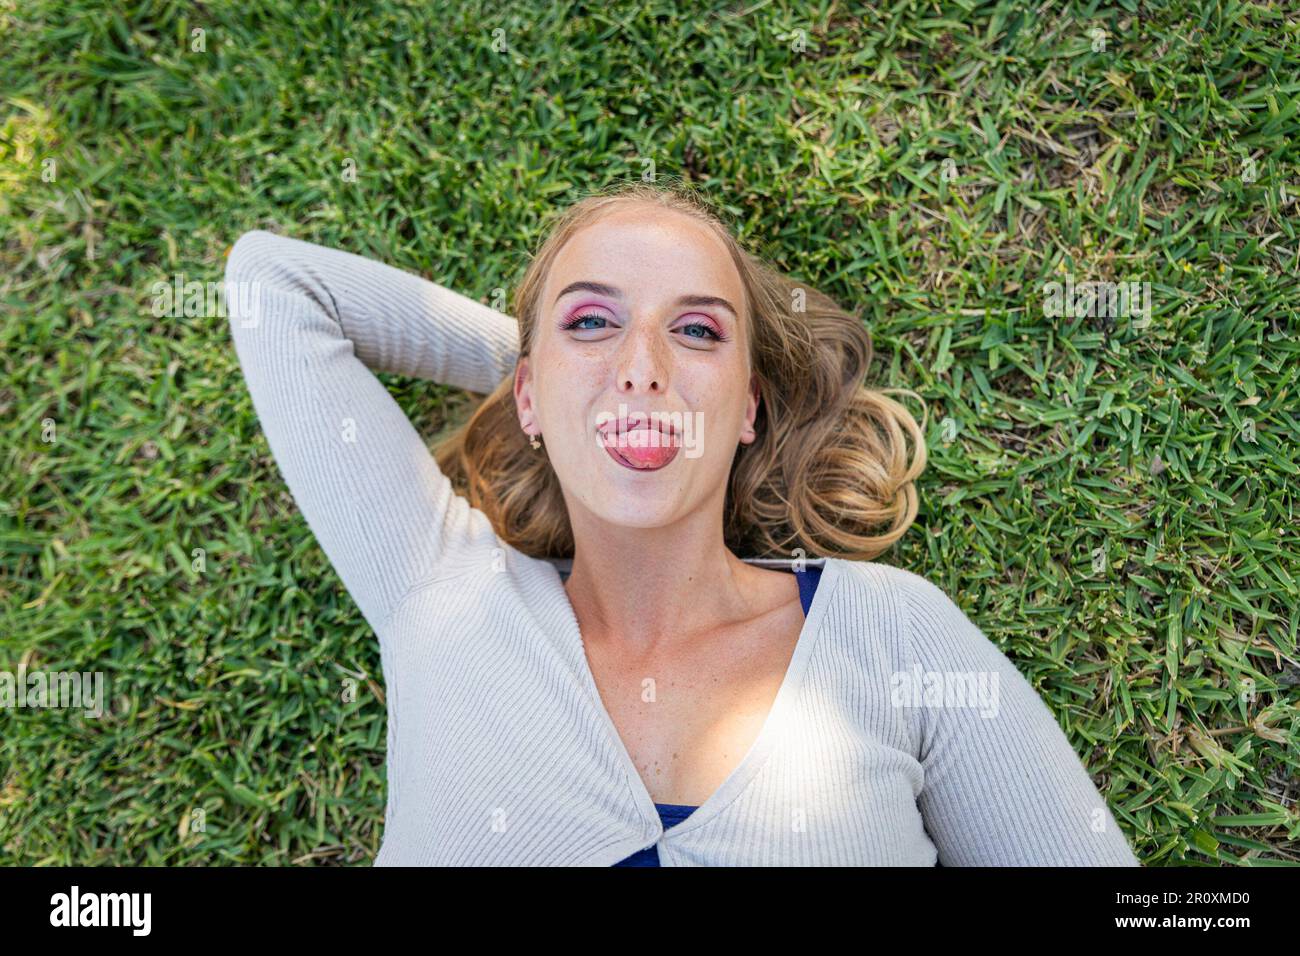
<box><xmin>562</xmin><ymin>515</ymin><xmax>768</xmax><ymax>654</ymax></box>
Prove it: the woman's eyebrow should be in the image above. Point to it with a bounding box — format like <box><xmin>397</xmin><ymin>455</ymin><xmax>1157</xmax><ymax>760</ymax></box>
<box><xmin>554</xmin><ymin>280</ymin><xmax>621</xmax><ymax>302</ymax></box>
<box><xmin>554</xmin><ymin>281</ymin><xmax>737</xmax><ymax>318</ymax></box>
<box><xmin>675</xmin><ymin>293</ymin><xmax>737</xmax><ymax>318</ymax></box>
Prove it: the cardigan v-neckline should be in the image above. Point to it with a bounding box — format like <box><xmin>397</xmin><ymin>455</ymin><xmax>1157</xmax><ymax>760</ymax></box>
<box><xmin>546</xmin><ymin>556</ymin><xmax>844</xmax><ymax>843</ymax></box>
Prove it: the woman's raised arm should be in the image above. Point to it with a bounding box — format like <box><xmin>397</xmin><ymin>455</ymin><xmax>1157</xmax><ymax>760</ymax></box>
<box><xmin>224</xmin><ymin>230</ymin><xmax>519</xmax><ymax>633</ymax></box>
<box><xmin>898</xmin><ymin>571</ymin><xmax>1141</xmax><ymax>866</ymax></box>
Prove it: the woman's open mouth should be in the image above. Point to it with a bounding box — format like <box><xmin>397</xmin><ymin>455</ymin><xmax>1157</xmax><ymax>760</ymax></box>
<box><xmin>596</xmin><ymin>423</ymin><xmax>680</xmax><ymax>471</ymax></box>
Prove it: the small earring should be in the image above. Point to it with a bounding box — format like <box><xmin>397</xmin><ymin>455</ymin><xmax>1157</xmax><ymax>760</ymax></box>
<box><xmin>529</xmin><ymin>432</ymin><xmax>541</xmax><ymax>450</ymax></box>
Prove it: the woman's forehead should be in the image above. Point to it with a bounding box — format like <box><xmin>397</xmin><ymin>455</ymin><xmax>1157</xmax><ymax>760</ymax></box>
<box><xmin>547</xmin><ymin>209</ymin><xmax>744</xmax><ymax>305</ymax></box>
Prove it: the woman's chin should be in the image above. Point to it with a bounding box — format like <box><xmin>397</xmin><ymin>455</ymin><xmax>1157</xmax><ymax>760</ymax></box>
<box><xmin>552</xmin><ymin>447</ymin><xmax>703</xmax><ymax>526</ymax></box>
<box><xmin>574</xmin><ymin>477</ymin><xmax>686</xmax><ymax>528</ymax></box>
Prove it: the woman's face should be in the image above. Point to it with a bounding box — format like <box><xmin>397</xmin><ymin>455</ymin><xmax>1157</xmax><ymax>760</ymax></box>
<box><xmin>515</xmin><ymin>204</ymin><xmax>759</xmax><ymax>531</ymax></box>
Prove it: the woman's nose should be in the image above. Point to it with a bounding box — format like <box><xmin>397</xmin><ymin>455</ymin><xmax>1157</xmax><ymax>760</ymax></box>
<box><xmin>614</xmin><ymin>323</ymin><xmax>668</xmax><ymax>393</ymax></box>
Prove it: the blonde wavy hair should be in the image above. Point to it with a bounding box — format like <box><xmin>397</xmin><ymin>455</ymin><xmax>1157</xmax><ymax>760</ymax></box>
<box><xmin>434</xmin><ymin>178</ymin><xmax>928</xmax><ymax>562</ymax></box>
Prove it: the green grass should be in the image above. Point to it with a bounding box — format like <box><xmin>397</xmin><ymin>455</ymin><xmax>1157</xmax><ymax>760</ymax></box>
<box><xmin>2</xmin><ymin>0</ymin><xmax>1298</xmax><ymax>865</ymax></box>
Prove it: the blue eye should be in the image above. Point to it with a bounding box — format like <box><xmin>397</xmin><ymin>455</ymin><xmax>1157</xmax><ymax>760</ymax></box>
<box><xmin>562</xmin><ymin>313</ymin><xmax>729</xmax><ymax>343</ymax></box>
<box><xmin>681</xmin><ymin>322</ymin><xmax>723</xmax><ymax>341</ymax></box>
<box><xmin>564</xmin><ymin>312</ymin><xmax>608</xmax><ymax>330</ymax></box>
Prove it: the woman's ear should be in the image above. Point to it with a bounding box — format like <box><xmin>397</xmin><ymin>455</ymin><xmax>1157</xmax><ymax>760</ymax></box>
<box><xmin>740</xmin><ymin>372</ymin><xmax>761</xmax><ymax>444</ymax></box>
<box><xmin>514</xmin><ymin>357</ymin><xmax>535</xmax><ymax>430</ymax></box>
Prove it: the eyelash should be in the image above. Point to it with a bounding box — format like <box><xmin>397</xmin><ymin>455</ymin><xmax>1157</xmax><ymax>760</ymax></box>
<box><xmin>563</xmin><ymin>311</ymin><xmax>729</xmax><ymax>343</ymax></box>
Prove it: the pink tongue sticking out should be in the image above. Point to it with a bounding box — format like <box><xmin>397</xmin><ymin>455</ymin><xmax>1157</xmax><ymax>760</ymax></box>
<box><xmin>614</xmin><ymin>427</ymin><xmax>678</xmax><ymax>468</ymax></box>
<box><xmin>618</xmin><ymin>442</ymin><xmax>677</xmax><ymax>468</ymax></box>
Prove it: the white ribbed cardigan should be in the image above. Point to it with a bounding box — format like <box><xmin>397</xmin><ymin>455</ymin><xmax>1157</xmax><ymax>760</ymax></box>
<box><xmin>224</xmin><ymin>230</ymin><xmax>1139</xmax><ymax>867</ymax></box>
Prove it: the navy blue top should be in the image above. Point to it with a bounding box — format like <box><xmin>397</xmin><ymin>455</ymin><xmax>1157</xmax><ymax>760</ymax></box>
<box><xmin>612</xmin><ymin>564</ymin><xmax>823</xmax><ymax>867</ymax></box>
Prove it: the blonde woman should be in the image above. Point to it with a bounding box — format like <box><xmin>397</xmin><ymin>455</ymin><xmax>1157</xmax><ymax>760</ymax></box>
<box><xmin>224</xmin><ymin>180</ymin><xmax>1139</xmax><ymax>866</ymax></box>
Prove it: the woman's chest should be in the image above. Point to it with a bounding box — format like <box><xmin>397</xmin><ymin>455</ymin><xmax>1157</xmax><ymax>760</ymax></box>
<box><xmin>378</xmin><ymin>572</ymin><xmax>932</xmax><ymax>864</ymax></box>
<box><xmin>579</xmin><ymin>602</ymin><xmax>807</xmax><ymax>806</ymax></box>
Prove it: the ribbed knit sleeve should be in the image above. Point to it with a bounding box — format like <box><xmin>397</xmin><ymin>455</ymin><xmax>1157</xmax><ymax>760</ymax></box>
<box><xmin>223</xmin><ymin>230</ymin><xmax>520</xmax><ymax>631</ymax></box>
<box><xmin>901</xmin><ymin>571</ymin><xmax>1140</xmax><ymax>866</ymax></box>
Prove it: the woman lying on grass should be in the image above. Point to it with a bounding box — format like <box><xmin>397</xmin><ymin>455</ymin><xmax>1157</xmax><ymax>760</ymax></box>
<box><xmin>225</xmin><ymin>178</ymin><xmax>1139</xmax><ymax>866</ymax></box>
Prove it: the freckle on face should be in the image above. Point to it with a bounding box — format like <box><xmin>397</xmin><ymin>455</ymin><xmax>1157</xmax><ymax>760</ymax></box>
<box><xmin>542</xmin><ymin>208</ymin><xmax>746</xmax><ymax>352</ymax></box>
<box><xmin>529</xmin><ymin>207</ymin><xmax>752</xmax><ymax>501</ymax></box>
